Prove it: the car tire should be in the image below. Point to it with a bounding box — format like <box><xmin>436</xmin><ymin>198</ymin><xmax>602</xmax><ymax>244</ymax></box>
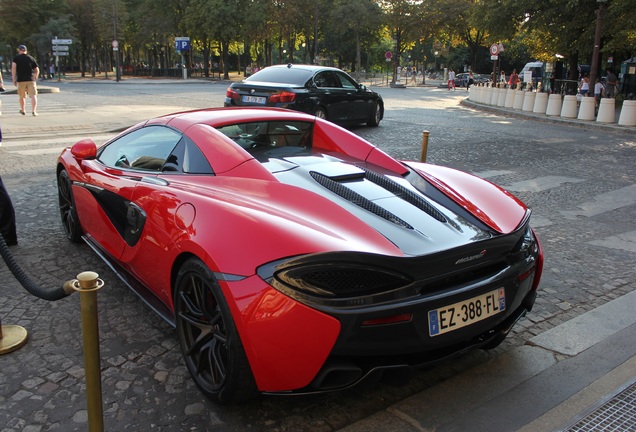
<box><xmin>57</xmin><ymin>168</ymin><xmax>83</xmax><ymax>243</ymax></box>
<box><xmin>314</xmin><ymin>107</ymin><xmax>327</xmax><ymax>120</ymax></box>
<box><xmin>367</xmin><ymin>102</ymin><xmax>382</xmax><ymax>127</ymax></box>
<box><xmin>174</xmin><ymin>258</ymin><xmax>257</xmax><ymax>404</ymax></box>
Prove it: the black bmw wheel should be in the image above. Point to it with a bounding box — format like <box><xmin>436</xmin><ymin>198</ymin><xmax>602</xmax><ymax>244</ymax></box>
<box><xmin>367</xmin><ymin>102</ymin><xmax>382</xmax><ymax>127</ymax></box>
<box><xmin>314</xmin><ymin>107</ymin><xmax>327</xmax><ymax>120</ymax></box>
<box><xmin>57</xmin><ymin>169</ymin><xmax>83</xmax><ymax>243</ymax></box>
<box><xmin>174</xmin><ymin>258</ymin><xmax>257</xmax><ymax>403</ymax></box>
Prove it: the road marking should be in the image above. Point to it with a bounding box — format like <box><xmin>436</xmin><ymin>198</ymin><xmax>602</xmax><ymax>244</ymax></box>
<box><xmin>473</xmin><ymin>170</ymin><xmax>514</xmax><ymax>179</ymax></box>
<box><xmin>12</xmin><ymin>147</ymin><xmax>70</xmax><ymax>155</ymax></box>
<box><xmin>561</xmin><ymin>184</ymin><xmax>636</xmax><ymax>219</ymax></box>
<box><xmin>589</xmin><ymin>230</ymin><xmax>636</xmax><ymax>253</ymax></box>
<box><xmin>505</xmin><ymin>176</ymin><xmax>585</xmax><ymax>192</ymax></box>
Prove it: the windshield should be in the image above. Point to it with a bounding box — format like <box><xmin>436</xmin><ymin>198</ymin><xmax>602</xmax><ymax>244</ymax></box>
<box><xmin>245</xmin><ymin>67</ymin><xmax>313</xmax><ymax>86</ymax></box>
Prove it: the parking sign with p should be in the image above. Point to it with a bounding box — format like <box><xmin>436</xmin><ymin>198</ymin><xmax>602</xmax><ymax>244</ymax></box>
<box><xmin>175</xmin><ymin>37</ymin><xmax>190</xmax><ymax>52</ymax></box>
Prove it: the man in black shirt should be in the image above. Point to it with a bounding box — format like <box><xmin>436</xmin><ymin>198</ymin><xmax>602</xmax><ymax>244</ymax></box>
<box><xmin>11</xmin><ymin>45</ymin><xmax>39</xmax><ymax>116</ymax></box>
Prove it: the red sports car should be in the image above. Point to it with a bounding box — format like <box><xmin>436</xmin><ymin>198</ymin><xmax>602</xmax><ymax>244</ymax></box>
<box><xmin>57</xmin><ymin>107</ymin><xmax>543</xmax><ymax>403</ymax></box>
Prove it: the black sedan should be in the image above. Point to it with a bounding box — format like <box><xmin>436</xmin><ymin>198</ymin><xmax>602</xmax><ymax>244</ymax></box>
<box><xmin>225</xmin><ymin>64</ymin><xmax>384</xmax><ymax>127</ymax></box>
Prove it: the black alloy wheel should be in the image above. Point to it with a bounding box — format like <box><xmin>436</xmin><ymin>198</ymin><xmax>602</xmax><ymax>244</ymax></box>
<box><xmin>314</xmin><ymin>107</ymin><xmax>327</xmax><ymax>120</ymax></box>
<box><xmin>57</xmin><ymin>169</ymin><xmax>83</xmax><ymax>243</ymax></box>
<box><xmin>174</xmin><ymin>258</ymin><xmax>257</xmax><ymax>403</ymax></box>
<box><xmin>367</xmin><ymin>102</ymin><xmax>382</xmax><ymax>127</ymax></box>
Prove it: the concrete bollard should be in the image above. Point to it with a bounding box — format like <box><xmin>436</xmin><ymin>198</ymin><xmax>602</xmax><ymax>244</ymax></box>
<box><xmin>473</xmin><ymin>86</ymin><xmax>481</xmax><ymax>104</ymax></box>
<box><xmin>497</xmin><ymin>87</ymin><xmax>507</xmax><ymax>107</ymax></box>
<box><xmin>546</xmin><ymin>94</ymin><xmax>562</xmax><ymax>116</ymax></box>
<box><xmin>533</xmin><ymin>92</ymin><xmax>549</xmax><ymax>114</ymax></box>
<box><xmin>577</xmin><ymin>96</ymin><xmax>596</xmax><ymax>121</ymax></box>
<box><xmin>479</xmin><ymin>86</ymin><xmax>488</xmax><ymax>105</ymax></box>
<box><xmin>490</xmin><ymin>87</ymin><xmax>500</xmax><ymax>106</ymax></box>
<box><xmin>618</xmin><ymin>100</ymin><xmax>636</xmax><ymax>126</ymax></box>
<box><xmin>561</xmin><ymin>95</ymin><xmax>578</xmax><ymax>118</ymax></box>
<box><xmin>504</xmin><ymin>89</ymin><xmax>516</xmax><ymax>108</ymax></box>
<box><xmin>596</xmin><ymin>98</ymin><xmax>615</xmax><ymax>123</ymax></box>
<box><xmin>513</xmin><ymin>90</ymin><xmax>525</xmax><ymax>110</ymax></box>
<box><xmin>522</xmin><ymin>91</ymin><xmax>536</xmax><ymax>112</ymax></box>
<box><xmin>471</xmin><ymin>86</ymin><xmax>481</xmax><ymax>104</ymax></box>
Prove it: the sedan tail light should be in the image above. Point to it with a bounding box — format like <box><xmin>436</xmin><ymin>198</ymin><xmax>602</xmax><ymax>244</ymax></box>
<box><xmin>226</xmin><ymin>88</ymin><xmax>239</xmax><ymax>101</ymax></box>
<box><xmin>269</xmin><ymin>91</ymin><xmax>296</xmax><ymax>103</ymax></box>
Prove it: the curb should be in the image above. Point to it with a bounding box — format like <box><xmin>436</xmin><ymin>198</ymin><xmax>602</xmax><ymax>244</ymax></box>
<box><xmin>461</xmin><ymin>98</ymin><xmax>636</xmax><ymax>135</ymax></box>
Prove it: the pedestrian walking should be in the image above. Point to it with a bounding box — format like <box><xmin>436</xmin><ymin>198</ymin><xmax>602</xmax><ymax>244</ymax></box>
<box><xmin>508</xmin><ymin>69</ymin><xmax>519</xmax><ymax>90</ymax></box>
<box><xmin>12</xmin><ymin>45</ymin><xmax>39</xmax><ymax>116</ymax></box>
<box><xmin>448</xmin><ymin>69</ymin><xmax>456</xmax><ymax>91</ymax></box>
<box><xmin>605</xmin><ymin>68</ymin><xmax>618</xmax><ymax>98</ymax></box>
<box><xmin>594</xmin><ymin>79</ymin><xmax>603</xmax><ymax>108</ymax></box>
<box><xmin>0</xmin><ymin>69</ymin><xmax>5</xmax><ymax>146</ymax></box>
<box><xmin>466</xmin><ymin>71</ymin><xmax>474</xmax><ymax>91</ymax></box>
<box><xmin>0</xmin><ymin>175</ymin><xmax>17</xmax><ymax>246</ymax></box>
<box><xmin>579</xmin><ymin>73</ymin><xmax>590</xmax><ymax>97</ymax></box>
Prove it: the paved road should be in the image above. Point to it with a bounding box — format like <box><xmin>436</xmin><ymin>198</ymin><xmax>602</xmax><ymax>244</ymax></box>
<box><xmin>0</xmin><ymin>78</ymin><xmax>635</xmax><ymax>431</ymax></box>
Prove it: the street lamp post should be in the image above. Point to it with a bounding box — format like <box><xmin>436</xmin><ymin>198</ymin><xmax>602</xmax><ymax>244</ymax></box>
<box><xmin>589</xmin><ymin>0</ymin><xmax>607</xmax><ymax>93</ymax></box>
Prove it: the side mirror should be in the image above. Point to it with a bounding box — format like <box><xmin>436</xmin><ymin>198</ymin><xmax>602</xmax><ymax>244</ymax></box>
<box><xmin>358</xmin><ymin>83</ymin><xmax>367</xmax><ymax>91</ymax></box>
<box><xmin>70</xmin><ymin>139</ymin><xmax>97</xmax><ymax>160</ymax></box>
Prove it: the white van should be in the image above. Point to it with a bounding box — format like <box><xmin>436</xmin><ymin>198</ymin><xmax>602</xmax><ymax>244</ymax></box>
<box><xmin>520</xmin><ymin>61</ymin><xmax>543</xmax><ymax>81</ymax></box>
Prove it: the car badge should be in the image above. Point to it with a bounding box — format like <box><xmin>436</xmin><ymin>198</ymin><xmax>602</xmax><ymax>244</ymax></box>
<box><xmin>250</xmin><ymin>89</ymin><xmax>256</xmax><ymax>94</ymax></box>
<box><xmin>455</xmin><ymin>250</ymin><xmax>487</xmax><ymax>265</ymax></box>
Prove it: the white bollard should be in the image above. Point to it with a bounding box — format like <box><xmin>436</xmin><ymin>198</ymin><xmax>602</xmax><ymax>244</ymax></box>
<box><xmin>522</xmin><ymin>91</ymin><xmax>536</xmax><ymax>112</ymax></box>
<box><xmin>577</xmin><ymin>96</ymin><xmax>596</xmax><ymax>121</ymax></box>
<box><xmin>561</xmin><ymin>95</ymin><xmax>578</xmax><ymax>118</ymax></box>
<box><xmin>473</xmin><ymin>86</ymin><xmax>482</xmax><ymax>104</ymax></box>
<box><xmin>479</xmin><ymin>86</ymin><xmax>488</xmax><ymax>105</ymax></box>
<box><xmin>490</xmin><ymin>87</ymin><xmax>500</xmax><ymax>106</ymax></box>
<box><xmin>618</xmin><ymin>100</ymin><xmax>636</xmax><ymax>126</ymax></box>
<box><xmin>497</xmin><ymin>87</ymin><xmax>507</xmax><ymax>107</ymax></box>
<box><xmin>513</xmin><ymin>90</ymin><xmax>525</xmax><ymax>110</ymax></box>
<box><xmin>596</xmin><ymin>98</ymin><xmax>615</xmax><ymax>123</ymax></box>
<box><xmin>546</xmin><ymin>94</ymin><xmax>562</xmax><ymax>116</ymax></box>
<box><xmin>533</xmin><ymin>92</ymin><xmax>549</xmax><ymax>114</ymax></box>
<box><xmin>504</xmin><ymin>89</ymin><xmax>516</xmax><ymax>108</ymax></box>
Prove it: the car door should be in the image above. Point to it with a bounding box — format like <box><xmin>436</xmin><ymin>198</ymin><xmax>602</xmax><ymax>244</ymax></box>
<box><xmin>77</xmin><ymin>125</ymin><xmax>182</xmax><ymax>261</ymax></box>
<box><xmin>333</xmin><ymin>70</ymin><xmax>373</xmax><ymax>122</ymax></box>
<box><xmin>119</xmin><ymin>136</ymin><xmax>214</xmax><ymax>304</ymax></box>
<box><xmin>312</xmin><ymin>70</ymin><xmax>351</xmax><ymax>122</ymax></box>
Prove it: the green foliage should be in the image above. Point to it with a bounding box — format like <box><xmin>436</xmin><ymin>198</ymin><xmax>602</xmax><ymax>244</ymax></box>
<box><xmin>1</xmin><ymin>0</ymin><xmax>631</xmax><ymax>75</ymax></box>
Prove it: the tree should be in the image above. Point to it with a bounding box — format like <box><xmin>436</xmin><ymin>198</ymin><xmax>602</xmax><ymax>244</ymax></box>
<box><xmin>322</xmin><ymin>0</ymin><xmax>383</xmax><ymax>71</ymax></box>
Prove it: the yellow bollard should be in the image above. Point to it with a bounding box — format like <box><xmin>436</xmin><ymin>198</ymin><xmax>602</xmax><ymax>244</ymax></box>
<box><xmin>420</xmin><ymin>130</ymin><xmax>430</xmax><ymax>162</ymax></box>
<box><xmin>71</xmin><ymin>271</ymin><xmax>105</xmax><ymax>432</ymax></box>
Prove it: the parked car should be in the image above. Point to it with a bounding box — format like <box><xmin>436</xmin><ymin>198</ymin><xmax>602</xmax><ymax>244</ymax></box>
<box><xmin>224</xmin><ymin>64</ymin><xmax>383</xmax><ymax>127</ymax></box>
<box><xmin>57</xmin><ymin>107</ymin><xmax>543</xmax><ymax>403</ymax></box>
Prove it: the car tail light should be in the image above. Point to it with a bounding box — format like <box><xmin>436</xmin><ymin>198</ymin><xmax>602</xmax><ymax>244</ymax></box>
<box><xmin>226</xmin><ymin>88</ymin><xmax>239</xmax><ymax>100</ymax></box>
<box><xmin>269</xmin><ymin>91</ymin><xmax>296</xmax><ymax>103</ymax></box>
<box><xmin>274</xmin><ymin>263</ymin><xmax>412</xmax><ymax>298</ymax></box>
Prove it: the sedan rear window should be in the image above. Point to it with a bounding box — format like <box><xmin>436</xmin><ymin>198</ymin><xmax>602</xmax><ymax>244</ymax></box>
<box><xmin>245</xmin><ymin>67</ymin><xmax>313</xmax><ymax>86</ymax></box>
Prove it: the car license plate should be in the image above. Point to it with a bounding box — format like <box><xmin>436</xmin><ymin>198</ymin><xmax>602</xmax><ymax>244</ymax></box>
<box><xmin>241</xmin><ymin>95</ymin><xmax>266</xmax><ymax>104</ymax></box>
<box><xmin>428</xmin><ymin>288</ymin><xmax>505</xmax><ymax>337</ymax></box>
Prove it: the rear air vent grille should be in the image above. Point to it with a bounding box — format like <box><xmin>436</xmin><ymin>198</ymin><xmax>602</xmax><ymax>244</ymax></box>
<box><xmin>362</xmin><ymin>168</ymin><xmax>447</xmax><ymax>223</ymax></box>
<box><xmin>310</xmin><ymin>171</ymin><xmax>413</xmax><ymax>229</ymax></box>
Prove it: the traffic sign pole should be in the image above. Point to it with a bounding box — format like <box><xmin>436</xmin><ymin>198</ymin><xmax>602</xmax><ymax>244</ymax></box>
<box><xmin>490</xmin><ymin>44</ymin><xmax>500</xmax><ymax>86</ymax></box>
<box><xmin>52</xmin><ymin>37</ymin><xmax>73</xmax><ymax>82</ymax></box>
